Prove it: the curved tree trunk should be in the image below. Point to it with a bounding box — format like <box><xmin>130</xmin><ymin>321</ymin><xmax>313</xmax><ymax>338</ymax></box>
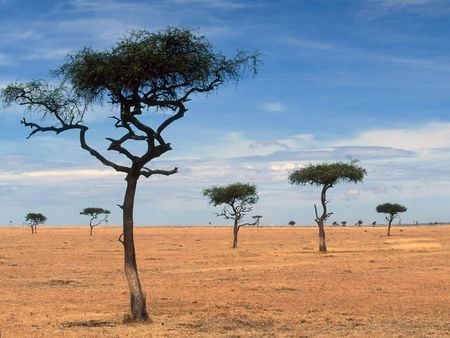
<box><xmin>387</xmin><ymin>217</ymin><xmax>393</xmax><ymax>236</ymax></box>
<box><xmin>122</xmin><ymin>174</ymin><xmax>149</xmax><ymax>321</ymax></box>
<box><xmin>315</xmin><ymin>184</ymin><xmax>331</xmax><ymax>253</ymax></box>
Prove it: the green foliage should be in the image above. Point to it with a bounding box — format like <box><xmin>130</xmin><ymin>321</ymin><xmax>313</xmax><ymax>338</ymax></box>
<box><xmin>1</xmin><ymin>80</ymin><xmax>85</xmax><ymax>124</ymax></box>
<box><xmin>80</xmin><ymin>207</ymin><xmax>111</xmax><ymax>217</ymax></box>
<box><xmin>376</xmin><ymin>203</ymin><xmax>407</xmax><ymax>216</ymax></box>
<box><xmin>57</xmin><ymin>27</ymin><xmax>259</xmax><ymax>105</ymax></box>
<box><xmin>25</xmin><ymin>213</ymin><xmax>47</xmax><ymax>226</ymax></box>
<box><xmin>288</xmin><ymin>160</ymin><xmax>366</xmax><ymax>187</ymax></box>
<box><xmin>203</xmin><ymin>183</ymin><xmax>258</xmax><ymax>207</ymax></box>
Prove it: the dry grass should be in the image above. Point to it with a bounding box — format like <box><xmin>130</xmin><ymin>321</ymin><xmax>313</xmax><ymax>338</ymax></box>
<box><xmin>0</xmin><ymin>225</ymin><xmax>449</xmax><ymax>337</ymax></box>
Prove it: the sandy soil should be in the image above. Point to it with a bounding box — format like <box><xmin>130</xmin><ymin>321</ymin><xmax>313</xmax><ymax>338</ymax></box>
<box><xmin>0</xmin><ymin>225</ymin><xmax>449</xmax><ymax>337</ymax></box>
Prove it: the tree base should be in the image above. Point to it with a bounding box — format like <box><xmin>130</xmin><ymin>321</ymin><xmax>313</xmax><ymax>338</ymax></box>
<box><xmin>122</xmin><ymin>312</ymin><xmax>151</xmax><ymax>324</ymax></box>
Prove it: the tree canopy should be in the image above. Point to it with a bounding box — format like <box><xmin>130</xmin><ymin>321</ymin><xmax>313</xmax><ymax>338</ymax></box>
<box><xmin>288</xmin><ymin>160</ymin><xmax>366</xmax><ymax>187</ymax></box>
<box><xmin>376</xmin><ymin>203</ymin><xmax>407</xmax><ymax>216</ymax></box>
<box><xmin>80</xmin><ymin>207</ymin><xmax>111</xmax><ymax>217</ymax></box>
<box><xmin>57</xmin><ymin>27</ymin><xmax>258</xmax><ymax>108</ymax></box>
<box><xmin>25</xmin><ymin>213</ymin><xmax>47</xmax><ymax>225</ymax></box>
<box><xmin>203</xmin><ymin>182</ymin><xmax>258</xmax><ymax>209</ymax></box>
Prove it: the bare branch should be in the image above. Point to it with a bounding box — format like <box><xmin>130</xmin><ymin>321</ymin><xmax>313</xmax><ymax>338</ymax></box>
<box><xmin>140</xmin><ymin>167</ymin><xmax>178</xmax><ymax>178</ymax></box>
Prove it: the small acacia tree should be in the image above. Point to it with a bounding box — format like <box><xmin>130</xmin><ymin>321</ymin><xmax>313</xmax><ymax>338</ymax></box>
<box><xmin>288</xmin><ymin>160</ymin><xmax>366</xmax><ymax>252</ymax></box>
<box><xmin>25</xmin><ymin>213</ymin><xmax>47</xmax><ymax>234</ymax></box>
<box><xmin>80</xmin><ymin>207</ymin><xmax>111</xmax><ymax>236</ymax></box>
<box><xmin>288</xmin><ymin>220</ymin><xmax>296</xmax><ymax>227</ymax></box>
<box><xmin>376</xmin><ymin>203</ymin><xmax>407</xmax><ymax>236</ymax></box>
<box><xmin>1</xmin><ymin>27</ymin><xmax>258</xmax><ymax>321</ymax></box>
<box><xmin>203</xmin><ymin>183</ymin><xmax>258</xmax><ymax>248</ymax></box>
<box><xmin>356</xmin><ymin>219</ymin><xmax>363</xmax><ymax>226</ymax></box>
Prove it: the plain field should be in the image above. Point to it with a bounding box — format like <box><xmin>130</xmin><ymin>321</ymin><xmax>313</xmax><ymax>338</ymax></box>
<box><xmin>0</xmin><ymin>225</ymin><xmax>449</xmax><ymax>337</ymax></box>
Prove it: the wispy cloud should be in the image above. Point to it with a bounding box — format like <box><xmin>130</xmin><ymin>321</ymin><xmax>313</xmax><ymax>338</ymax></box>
<box><xmin>0</xmin><ymin>168</ymin><xmax>120</xmax><ymax>183</ymax></box>
<box><xmin>333</xmin><ymin>121</ymin><xmax>450</xmax><ymax>151</ymax></box>
<box><xmin>281</xmin><ymin>37</ymin><xmax>333</xmax><ymax>51</ymax></box>
<box><xmin>260</xmin><ymin>101</ymin><xmax>284</xmax><ymax>113</ymax></box>
<box><xmin>360</xmin><ymin>0</ymin><xmax>450</xmax><ymax>17</ymax></box>
<box><xmin>0</xmin><ymin>53</ymin><xmax>10</xmax><ymax>65</ymax></box>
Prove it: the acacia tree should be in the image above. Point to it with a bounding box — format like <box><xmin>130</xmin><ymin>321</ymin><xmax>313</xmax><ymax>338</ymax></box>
<box><xmin>376</xmin><ymin>203</ymin><xmax>407</xmax><ymax>236</ymax></box>
<box><xmin>25</xmin><ymin>213</ymin><xmax>47</xmax><ymax>234</ymax></box>
<box><xmin>252</xmin><ymin>215</ymin><xmax>262</xmax><ymax>228</ymax></box>
<box><xmin>288</xmin><ymin>160</ymin><xmax>366</xmax><ymax>252</ymax></box>
<box><xmin>1</xmin><ymin>27</ymin><xmax>258</xmax><ymax>321</ymax></box>
<box><xmin>80</xmin><ymin>207</ymin><xmax>111</xmax><ymax>236</ymax></box>
<box><xmin>203</xmin><ymin>183</ymin><xmax>258</xmax><ymax>248</ymax></box>
<box><xmin>288</xmin><ymin>220</ymin><xmax>296</xmax><ymax>227</ymax></box>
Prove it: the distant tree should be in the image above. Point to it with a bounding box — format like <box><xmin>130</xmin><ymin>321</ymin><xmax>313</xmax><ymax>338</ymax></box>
<box><xmin>332</xmin><ymin>221</ymin><xmax>338</xmax><ymax>226</ymax></box>
<box><xmin>1</xmin><ymin>27</ymin><xmax>258</xmax><ymax>321</ymax></box>
<box><xmin>341</xmin><ymin>221</ymin><xmax>347</xmax><ymax>227</ymax></box>
<box><xmin>80</xmin><ymin>207</ymin><xmax>111</xmax><ymax>236</ymax></box>
<box><xmin>372</xmin><ymin>221</ymin><xmax>376</xmax><ymax>226</ymax></box>
<box><xmin>356</xmin><ymin>219</ymin><xmax>363</xmax><ymax>226</ymax></box>
<box><xmin>288</xmin><ymin>160</ymin><xmax>366</xmax><ymax>252</ymax></box>
<box><xmin>288</xmin><ymin>220</ymin><xmax>296</xmax><ymax>227</ymax></box>
<box><xmin>203</xmin><ymin>183</ymin><xmax>258</xmax><ymax>248</ymax></box>
<box><xmin>376</xmin><ymin>203</ymin><xmax>407</xmax><ymax>236</ymax></box>
<box><xmin>25</xmin><ymin>213</ymin><xmax>47</xmax><ymax>234</ymax></box>
<box><xmin>252</xmin><ymin>215</ymin><xmax>263</xmax><ymax>228</ymax></box>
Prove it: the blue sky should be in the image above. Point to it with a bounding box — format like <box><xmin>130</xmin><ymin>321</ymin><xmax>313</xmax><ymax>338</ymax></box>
<box><xmin>1</xmin><ymin>0</ymin><xmax>450</xmax><ymax>226</ymax></box>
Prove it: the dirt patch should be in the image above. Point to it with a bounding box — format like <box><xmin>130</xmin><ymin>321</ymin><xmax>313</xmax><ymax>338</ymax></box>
<box><xmin>61</xmin><ymin>319</ymin><xmax>116</xmax><ymax>328</ymax></box>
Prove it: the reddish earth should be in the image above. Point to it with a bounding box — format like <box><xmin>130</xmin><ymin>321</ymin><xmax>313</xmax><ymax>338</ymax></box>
<box><xmin>0</xmin><ymin>225</ymin><xmax>449</xmax><ymax>337</ymax></box>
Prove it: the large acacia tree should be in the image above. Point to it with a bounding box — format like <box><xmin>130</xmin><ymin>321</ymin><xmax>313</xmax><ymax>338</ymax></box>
<box><xmin>1</xmin><ymin>27</ymin><xmax>258</xmax><ymax>321</ymax></box>
<box><xmin>203</xmin><ymin>182</ymin><xmax>258</xmax><ymax>248</ymax></box>
<box><xmin>288</xmin><ymin>160</ymin><xmax>366</xmax><ymax>252</ymax></box>
<box><xmin>376</xmin><ymin>203</ymin><xmax>407</xmax><ymax>236</ymax></box>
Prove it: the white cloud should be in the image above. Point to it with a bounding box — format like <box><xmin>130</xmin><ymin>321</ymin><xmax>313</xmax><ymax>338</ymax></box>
<box><xmin>269</xmin><ymin>162</ymin><xmax>301</xmax><ymax>172</ymax></box>
<box><xmin>260</xmin><ymin>101</ymin><xmax>284</xmax><ymax>113</ymax></box>
<box><xmin>333</xmin><ymin>122</ymin><xmax>450</xmax><ymax>152</ymax></box>
<box><xmin>343</xmin><ymin>188</ymin><xmax>361</xmax><ymax>200</ymax></box>
<box><xmin>23</xmin><ymin>48</ymin><xmax>73</xmax><ymax>61</ymax></box>
<box><xmin>281</xmin><ymin>37</ymin><xmax>333</xmax><ymax>51</ymax></box>
<box><xmin>0</xmin><ymin>168</ymin><xmax>120</xmax><ymax>183</ymax></box>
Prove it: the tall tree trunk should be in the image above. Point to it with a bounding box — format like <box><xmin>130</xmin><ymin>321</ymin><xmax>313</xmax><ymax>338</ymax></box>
<box><xmin>122</xmin><ymin>174</ymin><xmax>149</xmax><ymax>321</ymax></box>
<box><xmin>90</xmin><ymin>226</ymin><xmax>93</xmax><ymax>236</ymax></box>
<box><xmin>232</xmin><ymin>220</ymin><xmax>239</xmax><ymax>249</ymax></box>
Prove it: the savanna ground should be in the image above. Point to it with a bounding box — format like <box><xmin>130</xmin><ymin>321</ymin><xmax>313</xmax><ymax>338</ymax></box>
<box><xmin>0</xmin><ymin>225</ymin><xmax>449</xmax><ymax>337</ymax></box>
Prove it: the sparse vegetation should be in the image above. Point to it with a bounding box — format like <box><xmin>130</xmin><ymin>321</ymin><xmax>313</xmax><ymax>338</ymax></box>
<box><xmin>288</xmin><ymin>160</ymin><xmax>366</xmax><ymax>252</ymax></box>
<box><xmin>24</xmin><ymin>213</ymin><xmax>47</xmax><ymax>234</ymax></box>
<box><xmin>376</xmin><ymin>203</ymin><xmax>407</xmax><ymax>236</ymax></box>
<box><xmin>203</xmin><ymin>182</ymin><xmax>259</xmax><ymax>248</ymax></box>
<box><xmin>288</xmin><ymin>220</ymin><xmax>296</xmax><ymax>227</ymax></box>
